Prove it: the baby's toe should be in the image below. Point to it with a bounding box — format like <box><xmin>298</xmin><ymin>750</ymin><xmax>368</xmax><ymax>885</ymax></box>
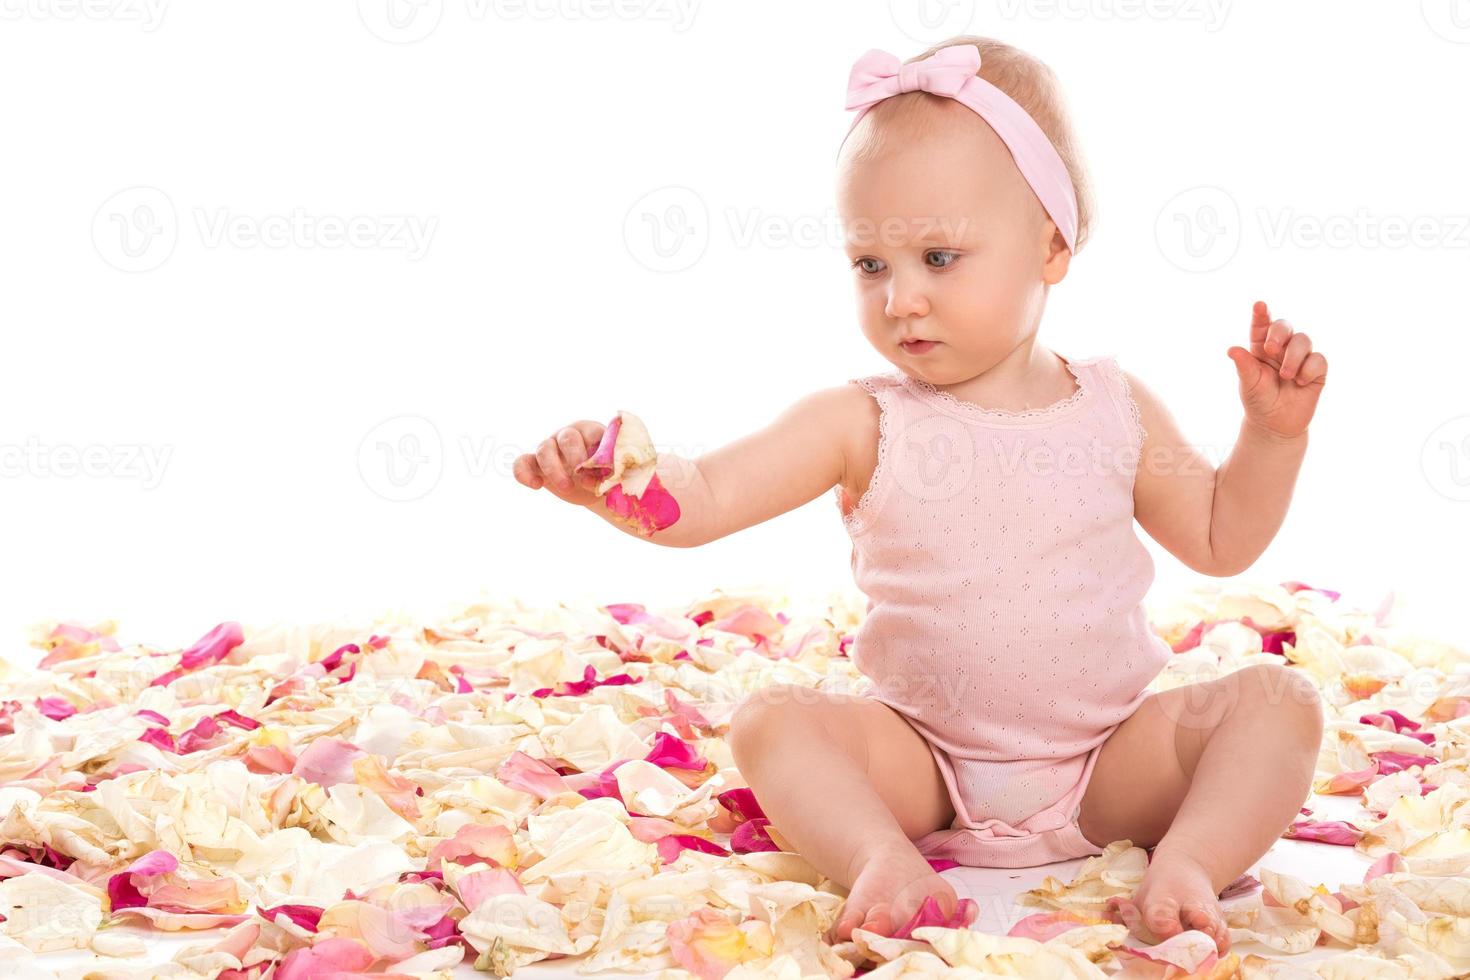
<box><xmin>860</xmin><ymin>903</ymin><xmax>893</xmax><ymax>937</ymax></box>
<box><xmin>1183</xmin><ymin>903</ymin><xmax>1229</xmax><ymax>952</ymax></box>
<box><xmin>829</xmin><ymin>908</ymin><xmax>860</xmax><ymax>944</ymax></box>
<box><xmin>1143</xmin><ymin>898</ymin><xmax>1183</xmax><ymax>940</ymax></box>
<box><xmin>1106</xmin><ymin>896</ymin><xmax>1139</xmax><ymax>931</ymax></box>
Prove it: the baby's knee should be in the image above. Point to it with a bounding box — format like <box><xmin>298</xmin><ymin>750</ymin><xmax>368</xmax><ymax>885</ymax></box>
<box><xmin>728</xmin><ymin>683</ymin><xmax>810</xmax><ymax>760</ymax></box>
<box><xmin>1240</xmin><ymin>663</ymin><xmax>1324</xmax><ymax>732</ymax></box>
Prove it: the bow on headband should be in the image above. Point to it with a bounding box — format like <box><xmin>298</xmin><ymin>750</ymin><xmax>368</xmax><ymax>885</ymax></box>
<box><xmin>840</xmin><ymin>45</ymin><xmax>1080</xmax><ymax>253</ymax></box>
<box><xmin>845</xmin><ymin>45</ymin><xmax>981</xmax><ymax>112</ymax></box>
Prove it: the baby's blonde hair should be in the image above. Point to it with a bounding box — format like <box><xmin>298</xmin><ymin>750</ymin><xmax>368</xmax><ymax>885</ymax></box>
<box><xmin>841</xmin><ymin>35</ymin><xmax>1096</xmax><ymax>253</ymax></box>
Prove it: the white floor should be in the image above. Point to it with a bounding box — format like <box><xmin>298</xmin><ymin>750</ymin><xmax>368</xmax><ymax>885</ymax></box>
<box><xmin>25</xmin><ymin>790</ymin><xmax>1372</xmax><ymax>978</ymax></box>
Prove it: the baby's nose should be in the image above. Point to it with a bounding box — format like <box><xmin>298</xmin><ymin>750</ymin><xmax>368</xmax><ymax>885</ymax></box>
<box><xmin>885</xmin><ymin>283</ymin><xmax>929</xmax><ymax>319</ymax></box>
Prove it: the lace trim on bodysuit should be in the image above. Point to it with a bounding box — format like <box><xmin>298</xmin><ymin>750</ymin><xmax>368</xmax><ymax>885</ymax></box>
<box><xmin>899</xmin><ymin>356</ymin><xmax>1091</xmax><ymax>425</ymax></box>
<box><xmin>837</xmin><ymin>377</ymin><xmax>893</xmax><ymax>537</ymax></box>
<box><xmin>1098</xmin><ymin>357</ymin><xmax>1148</xmax><ymax>468</ymax></box>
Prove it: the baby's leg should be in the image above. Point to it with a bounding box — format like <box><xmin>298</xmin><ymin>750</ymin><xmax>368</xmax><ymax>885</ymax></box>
<box><xmin>727</xmin><ymin>685</ymin><xmax>971</xmax><ymax>942</ymax></box>
<box><xmin>1076</xmin><ymin>662</ymin><xmax>1324</xmax><ymax>952</ymax></box>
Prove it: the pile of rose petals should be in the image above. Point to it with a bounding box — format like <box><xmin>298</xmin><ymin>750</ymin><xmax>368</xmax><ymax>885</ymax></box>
<box><xmin>0</xmin><ymin>579</ymin><xmax>1465</xmax><ymax>978</ymax></box>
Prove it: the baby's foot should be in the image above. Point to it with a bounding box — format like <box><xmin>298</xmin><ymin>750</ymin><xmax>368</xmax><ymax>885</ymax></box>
<box><xmin>1107</xmin><ymin>850</ymin><xmax>1230</xmax><ymax>954</ymax></box>
<box><xmin>828</xmin><ymin>843</ymin><xmax>974</xmax><ymax>944</ymax></box>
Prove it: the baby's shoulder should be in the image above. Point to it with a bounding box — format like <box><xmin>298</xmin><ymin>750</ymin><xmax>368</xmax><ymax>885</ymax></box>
<box><xmin>835</xmin><ymin>371</ymin><xmax>904</xmax><ymax>442</ymax></box>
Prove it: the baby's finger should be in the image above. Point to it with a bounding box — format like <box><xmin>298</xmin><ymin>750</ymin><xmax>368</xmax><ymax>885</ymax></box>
<box><xmin>1250</xmin><ymin>300</ymin><xmax>1271</xmax><ymax>340</ymax></box>
<box><xmin>571</xmin><ymin>420</ymin><xmax>608</xmax><ymax>459</ymax></box>
<box><xmin>1295</xmin><ymin>351</ymin><xmax>1328</xmax><ymax>386</ymax></box>
<box><xmin>512</xmin><ymin>454</ymin><xmax>543</xmax><ymax>490</ymax></box>
<box><xmin>1278</xmin><ymin>331</ymin><xmax>1312</xmax><ymax>379</ymax></box>
<box><xmin>556</xmin><ymin>426</ymin><xmax>592</xmax><ymax>474</ymax></box>
<box><xmin>1262</xmin><ymin>318</ymin><xmax>1294</xmax><ymax>362</ymax></box>
<box><xmin>536</xmin><ymin>438</ymin><xmax>573</xmax><ymax>492</ymax></box>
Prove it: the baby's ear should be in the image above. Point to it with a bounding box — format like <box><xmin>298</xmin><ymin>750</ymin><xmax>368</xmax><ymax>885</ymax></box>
<box><xmin>1041</xmin><ymin>225</ymin><xmax>1072</xmax><ymax>285</ymax></box>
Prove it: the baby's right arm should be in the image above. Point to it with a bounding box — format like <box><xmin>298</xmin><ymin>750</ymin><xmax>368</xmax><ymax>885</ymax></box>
<box><xmin>514</xmin><ymin>385</ymin><xmax>861</xmax><ymax>548</ymax></box>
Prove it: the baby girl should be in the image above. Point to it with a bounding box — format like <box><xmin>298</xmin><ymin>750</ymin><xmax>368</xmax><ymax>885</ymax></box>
<box><xmin>514</xmin><ymin>35</ymin><xmax>1329</xmax><ymax>956</ymax></box>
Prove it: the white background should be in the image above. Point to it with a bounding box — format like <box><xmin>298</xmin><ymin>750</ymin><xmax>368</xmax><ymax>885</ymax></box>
<box><xmin>2</xmin><ymin>0</ymin><xmax>1468</xmax><ymax>663</ymax></box>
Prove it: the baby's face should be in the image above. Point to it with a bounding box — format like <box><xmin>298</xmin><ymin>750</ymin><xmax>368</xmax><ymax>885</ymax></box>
<box><xmin>837</xmin><ymin>107</ymin><xmax>1070</xmax><ymax>384</ymax></box>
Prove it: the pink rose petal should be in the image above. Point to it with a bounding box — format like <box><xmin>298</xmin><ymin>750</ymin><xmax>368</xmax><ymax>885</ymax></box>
<box><xmin>729</xmin><ymin>818</ymin><xmax>779</xmax><ymax>854</ymax></box>
<box><xmin>1365</xmin><ymin>851</ymin><xmax>1407</xmax><ymax>882</ymax></box>
<box><xmin>891</xmin><ymin>894</ymin><xmax>977</xmax><ymax>939</ymax></box>
<box><xmin>274</xmin><ymin>937</ymin><xmax>377</xmax><ymax>980</ymax></box>
<box><xmin>576</xmin><ymin>413</ymin><xmax>681</xmax><ymax>536</ymax></box>
<box><xmin>1282</xmin><ymin>819</ymin><xmax>1364</xmax><ymax>846</ymax></box>
<box><xmin>1218</xmin><ymin>872</ymin><xmax>1260</xmax><ymax>901</ymax></box>
<box><xmin>1318</xmin><ymin>762</ymin><xmax>1378</xmax><ymax>794</ymax></box>
<box><xmin>34</xmin><ymin>696</ymin><xmax>77</xmax><ymax>720</ymax></box>
<box><xmin>258</xmin><ymin>903</ymin><xmax>324</xmax><ymax>932</ymax></box>
<box><xmin>36</xmin><ymin>622</ymin><xmax>121</xmax><ymax>669</ymax></box>
<box><xmin>107</xmin><ymin>849</ymin><xmax>180</xmax><ymax>912</ymax></box>
<box><xmin>1113</xmin><ymin>929</ymin><xmax>1221</xmax><ymax>973</ymax></box>
<box><xmin>179</xmin><ymin>621</ymin><xmax>246</xmax><ymax>670</ymax></box>
<box><xmin>668</xmin><ymin>906</ymin><xmax>772</xmax><ymax>980</ymax></box>
<box><xmin>426</xmin><ymin>824</ymin><xmax>516</xmax><ymax>872</ymax></box>
<box><xmin>215</xmin><ymin>709</ymin><xmax>260</xmax><ymax>730</ymax></box>
<box><xmin>645</xmin><ymin>731</ymin><xmax>707</xmax><ymax>771</ymax></box>
<box><xmin>603</xmin><ymin>474</ymin><xmax>681</xmax><ymax>534</ymax></box>
<box><xmin>656</xmin><ymin>834</ymin><xmax>731</xmax><ymax>864</ymax></box>
<box><xmin>495</xmin><ymin>750</ymin><xmax>569</xmax><ymax>801</ymax></box>
<box><xmin>1281</xmin><ymin>580</ymin><xmax>1341</xmax><ymax>601</ymax></box>
<box><xmin>450</xmin><ymin>867</ymin><xmax>525</xmax><ymax>912</ymax></box>
<box><xmin>1370</xmin><ymin>750</ymin><xmax>1439</xmax><ymax>775</ymax></box>
<box><xmin>1007</xmin><ymin>909</ymin><xmax>1107</xmax><ymax>941</ymax></box>
<box><xmin>292</xmin><ymin>737</ymin><xmax>367</xmax><ymax>788</ymax></box>
<box><xmin>138</xmin><ymin>727</ymin><xmax>178</xmax><ymax>753</ymax></box>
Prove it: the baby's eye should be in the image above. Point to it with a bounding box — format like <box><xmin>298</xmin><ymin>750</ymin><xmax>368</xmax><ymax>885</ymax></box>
<box><xmin>926</xmin><ymin>249</ymin><xmax>959</xmax><ymax>269</ymax></box>
<box><xmin>850</xmin><ymin>257</ymin><xmax>884</xmax><ymax>276</ymax></box>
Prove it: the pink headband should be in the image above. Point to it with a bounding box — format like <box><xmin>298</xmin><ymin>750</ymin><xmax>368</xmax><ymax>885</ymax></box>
<box><xmin>842</xmin><ymin>46</ymin><xmax>1079</xmax><ymax>253</ymax></box>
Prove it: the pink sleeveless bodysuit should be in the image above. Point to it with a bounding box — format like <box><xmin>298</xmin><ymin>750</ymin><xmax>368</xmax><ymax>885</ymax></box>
<box><xmin>833</xmin><ymin>353</ymin><xmax>1174</xmax><ymax>868</ymax></box>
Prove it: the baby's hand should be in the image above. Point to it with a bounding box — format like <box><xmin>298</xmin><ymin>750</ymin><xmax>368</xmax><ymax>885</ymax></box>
<box><xmin>1225</xmin><ymin>300</ymin><xmax>1328</xmax><ymax>440</ymax></box>
<box><xmin>513</xmin><ymin>422</ymin><xmax>607</xmax><ymax>508</ymax></box>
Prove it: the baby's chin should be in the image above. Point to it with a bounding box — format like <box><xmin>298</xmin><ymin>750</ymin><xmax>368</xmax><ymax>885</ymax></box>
<box><xmin>887</xmin><ymin>344</ymin><xmax>954</xmax><ymax>381</ymax></box>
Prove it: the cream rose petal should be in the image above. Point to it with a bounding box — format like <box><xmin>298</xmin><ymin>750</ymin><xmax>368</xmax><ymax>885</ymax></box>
<box><xmin>0</xmin><ymin>873</ymin><xmax>104</xmax><ymax>952</ymax></box>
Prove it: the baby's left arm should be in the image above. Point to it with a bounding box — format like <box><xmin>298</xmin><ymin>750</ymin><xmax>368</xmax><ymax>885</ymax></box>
<box><xmin>1126</xmin><ymin>301</ymin><xmax>1328</xmax><ymax>577</ymax></box>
